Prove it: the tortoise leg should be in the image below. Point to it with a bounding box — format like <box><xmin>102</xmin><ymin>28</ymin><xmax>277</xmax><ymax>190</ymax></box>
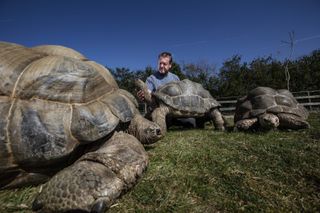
<box><xmin>151</xmin><ymin>105</ymin><xmax>171</xmax><ymax>135</ymax></box>
<box><xmin>235</xmin><ymin>118</ymin><xmax>258</xmax><ymax>131</ymax></box>
<box><xmin>277</xmin><ymin>113</ymin><xmax>310</xmax><ymax>130</ymax></box>
<box><xmin>128</xmin><ymin>113</ymin><xmax>162</xmax><ymax>144</ymax></box>
<box><xmin>210</xmin><ymin>109</ymin><xmax>225</xmax><ymax>131</ymax></box>
<box><xmin>258</xmin><ymin>113</ymin><xmax>279</xmax><ymax>130</ymax></box>
<box><xmin>32</xmin><ymin>132</ymin><xmax>148</xmax><ymax>213</ymax></box>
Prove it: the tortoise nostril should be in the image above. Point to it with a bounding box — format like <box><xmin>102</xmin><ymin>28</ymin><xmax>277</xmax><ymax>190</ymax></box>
<box><xmin>156</xmin><ymin>129</ymin><xmax>161</xmax><ymax>135</ymax></box>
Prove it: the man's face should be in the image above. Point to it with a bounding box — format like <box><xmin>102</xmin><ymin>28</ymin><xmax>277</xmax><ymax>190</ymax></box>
<box><xmin>158</xmin><ymin>56</ymin><xmax>172</xmax><ymax>74</ymax></box>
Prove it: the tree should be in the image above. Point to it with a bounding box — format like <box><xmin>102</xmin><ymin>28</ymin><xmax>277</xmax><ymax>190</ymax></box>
<box><xmin>171</xmin><ymin>61</ymin><xmax>186</xmax><ymax>80</ymax></box>
<box><xmin>134</xmin><ymin>66</ymin><xmax>154</xmax><ymax>82</ymax></box>
<box><xmin>248</xmin><ymin>56</ymin><xmax>286</xmax><ymax>90</ymax></box>
<box><xmin>106</xmin><ymin>49</ymin><xmax>320</xmax><ymax>99</ymax></box>
<box><xmin>182</xmin><ymin>60</ymin><xmax>217</xmax><ymax>92</ymax></box>
<box><xmin>290</xmin><ymin>49</ymin><xmax>320</xmax><ymax>91</ymax></box>
<box><xmin>109</xmin><ymin>67</ymin><xmax>136</xmax><ymax>92</ymax></box>
<box><xmin>218</xmin><ymin>55</ymin><xmax>249</xmax><ymax>97</ymax></box>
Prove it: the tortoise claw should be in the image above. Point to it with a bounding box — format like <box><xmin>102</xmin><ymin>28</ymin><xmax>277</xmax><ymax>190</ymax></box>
<box><xmin>32</xmin><ymin>198</ymin><xmax>43</xmax><ymax>211</ymax></box>
<box><xmin>91</xmin><ymin>199</ymin><xmax>107</xmax><ymax>213</ymax></box>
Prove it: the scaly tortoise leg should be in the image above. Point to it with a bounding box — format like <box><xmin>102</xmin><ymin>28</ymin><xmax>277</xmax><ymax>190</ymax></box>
<box><xmin>32</xmin><ymin>132</ymin><xmax>148</xmax><ymax>213</ymax></box>
<box><xmin>151</xmin><ymin>105</ymin><xmax>171</xmax><ymax>135</ymax></box>
<box><xmin>235</xmin><ymin>118</ymin><xmax>258</xmax><ymax>131</ymax></box>
<box><xmin>210</xmin><ymin>108</ymin><xmax>225</xmax><ymax>131</ymax></box>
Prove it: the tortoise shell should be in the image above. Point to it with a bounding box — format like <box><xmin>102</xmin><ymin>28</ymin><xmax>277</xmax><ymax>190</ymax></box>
<box><xmin>0</xmin><ymin>41</ymin><xmax>138</xmax><ymax>170</ymax></box>
<box><xmin>234</xmin><ymin>87</ymin><xmax>309</xmax><ymax>122</ymax></box>
<box><xmin>153</xmin><ymin>79</ymin><xmax>220</xmax><ymax>114</ymax></box>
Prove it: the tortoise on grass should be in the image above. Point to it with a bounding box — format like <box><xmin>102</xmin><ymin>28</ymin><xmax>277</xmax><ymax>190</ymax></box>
<box><xmin>135</xmin><ymin>79</ymin><xmax>225</xmax><ymax>134</ymax></box>
<box><xmin>234</xmin><ymin>87</ymin><xmax>310</xmax><ymax>131</ymax></box>
<box><xmin>0</xmin><ymin>41</ymin><xmax>162</xmax><ymax>212</ymax></box>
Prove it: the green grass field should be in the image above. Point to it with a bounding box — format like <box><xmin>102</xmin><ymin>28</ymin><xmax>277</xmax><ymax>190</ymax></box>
<box><xmin>1</xmin><ymin>113</ymin><xmax>319</xmax><ymax>212</ymax></box>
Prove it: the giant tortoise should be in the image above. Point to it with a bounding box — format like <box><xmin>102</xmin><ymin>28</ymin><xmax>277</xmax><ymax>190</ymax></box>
<box><xmin>234</xmin><ymin>87</ymin><xmax>310</xmax><ymax>131</ymax></box>
<box><xmin>136</xmin><ymin>79</ymin><xmax>225</xmax><ymax>134</ymax></box>
<box><xmin>0</xmin><ymin>41</ymin><xmax>162</xmax><ymax>212</ymax></box>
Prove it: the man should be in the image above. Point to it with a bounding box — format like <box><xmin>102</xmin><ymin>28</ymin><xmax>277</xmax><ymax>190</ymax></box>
<box><xmin>137</xmin><ymin>52</ymin><xmax>179</xmax><ymax>101</ymax></box>
<box><xmin>137</xmin><ymin>52</ymin><xmax>195</xmax><ymax>128</ymax></box>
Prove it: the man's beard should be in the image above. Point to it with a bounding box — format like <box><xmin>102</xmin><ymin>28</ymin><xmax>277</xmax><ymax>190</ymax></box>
<box><xmin>159</xmin><ymin>69</ymin><xmax>168</xmax><ymax>75</ymax></box>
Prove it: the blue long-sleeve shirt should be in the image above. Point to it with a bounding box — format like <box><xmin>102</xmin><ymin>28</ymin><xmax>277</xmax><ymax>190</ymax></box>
<box><xmin>146</xmin><ymin>72</ymin><xmax>180</xmax><ymax>92</ymax></box>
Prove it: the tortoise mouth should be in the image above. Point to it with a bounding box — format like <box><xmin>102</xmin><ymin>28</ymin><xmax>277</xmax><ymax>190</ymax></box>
<box><xmin>258</xmin><ymin>114</ymin><xmax>280</xmax><ymax>129</ymax></box>
<box><xmin>140</xmin><ymin>127</ymin><xmax>163</xmax><ymax>145</ymax></box>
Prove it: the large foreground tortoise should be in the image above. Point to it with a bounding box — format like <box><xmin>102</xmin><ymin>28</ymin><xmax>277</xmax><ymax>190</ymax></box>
<box><xmin>234</xmin><ymin>87</ymin><xmax>310</xmax><ymax>131</ymax></box>
<box><xmin>0</xmin><ymin>41</ymin><xmax>162</xmax><ymax>212</ymax></box>
<box><xmin>136</xmin><ymin>79</ymin><xmax>225</xmax><ymax>133</ymax></box>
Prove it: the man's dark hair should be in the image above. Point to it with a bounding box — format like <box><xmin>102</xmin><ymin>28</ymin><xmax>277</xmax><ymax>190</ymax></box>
<box><xmin>158</xmin><ymin>52</ymin><xmax>173</xmax><ymax>64</ymax></box>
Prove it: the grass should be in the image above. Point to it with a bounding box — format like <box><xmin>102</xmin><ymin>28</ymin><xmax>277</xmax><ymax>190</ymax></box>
<box><xmin>1</xmin><ymin>113</ymin><xmax>320</xmax><ymax>212</ymax></box>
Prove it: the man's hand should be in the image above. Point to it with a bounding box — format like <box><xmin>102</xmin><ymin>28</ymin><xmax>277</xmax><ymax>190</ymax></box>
<box><xmin>137</xmin><ymin>90</ymin><xmax>145</xmax><ymax>101</ymax></box>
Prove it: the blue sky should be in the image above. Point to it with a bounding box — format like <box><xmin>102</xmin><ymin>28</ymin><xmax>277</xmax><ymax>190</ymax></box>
<box><xmin>1</xmin><ymin>0</ymin><xmax>320</xmax><ymax>71</ymax></box>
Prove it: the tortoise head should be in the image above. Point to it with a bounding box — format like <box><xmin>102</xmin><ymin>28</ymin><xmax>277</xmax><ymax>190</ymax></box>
<box><xmin>128</xmin><ymin>114</ymin><xmax>163</xmax><ymax>144</ymax></box>
<box><xmin>258</xmin><ymin>113</ymin><xmax>280</xmax><ymax>130</ymax></box>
